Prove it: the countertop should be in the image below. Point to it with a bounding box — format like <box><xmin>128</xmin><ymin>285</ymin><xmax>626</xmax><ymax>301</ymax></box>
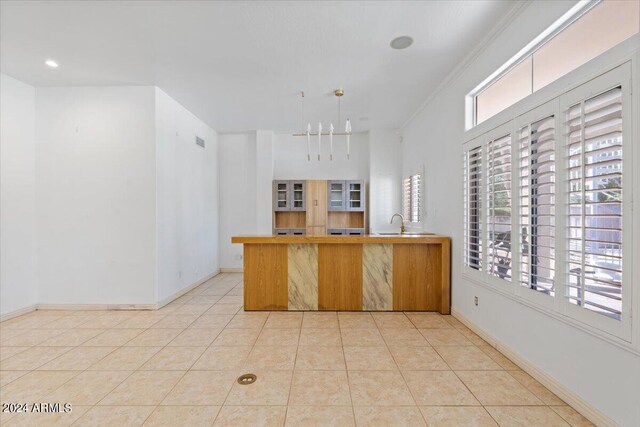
<box><xmin>231</xmin><ymin>234</ymin><xmax>450</xmax><ymax>244</ymax></box>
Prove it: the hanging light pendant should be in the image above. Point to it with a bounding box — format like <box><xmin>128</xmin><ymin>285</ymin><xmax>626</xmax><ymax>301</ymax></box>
<box><xmin>306</xmin><ymin>123</ymin><xmax>311</xmax><ymax>161</ymax></box>
<box><xmin>329</xmin><ymin>123</ymin><xmax>334</xmax><ymax>161</ymax></box>
<box><xmin>293</xmin><ymin>88</ymin><xmax>352</xmax><ymax>160</ymax></box>
<box><xmin>317</xmin><ymin>123</ymin><xmax>322</xmax><ymax>161</ymax></box>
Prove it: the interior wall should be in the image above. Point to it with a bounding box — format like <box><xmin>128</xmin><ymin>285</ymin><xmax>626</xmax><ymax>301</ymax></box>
<box><xmin>0</xmin><ymin>74</ymin><xmax>38</xmax><ymax>316</ymax></box>
<box><xmin>272</xmin><ymin>132</ymin><xmax>369</xmax><ymax>181</ymax></box>
<box><xmin>35</xmin><ymin>86</ymin><xmax>157</xmax><ymax>305</ymax></box>
<box><xmin>155</xmin><ymin>88</ymin><xmax>219</xmax><ymax>303</ymax></box>
<box><xmin>218</xmin><ymin>133</ymin><xmax>258</xmax><ymax>269</ymax></box>
<box><xmin>400</xmin><ymin>1</ymin><xmax>640</xmax><ymax>425</ymax></box>
<box><xmin>255</xmin><ymin>130</ymin><xmax>274</xmax><ymax>234</ymax></box>
<box><xmin>368</xmin><ymin>129</ymin><xmax>402</xmax><ymax>233</ymax></box>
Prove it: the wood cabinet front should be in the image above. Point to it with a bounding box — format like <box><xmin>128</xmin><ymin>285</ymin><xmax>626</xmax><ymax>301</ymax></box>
<box><xmin>306</xmin><ymin>180</ymin><xmax>327</xmax><ymax>231</ymax></box>
<box><xmin>318</xmin><ymin>244</ymin><xmax>363</xmax><ymax>310</ymax></box>
<box><xmin>392</xmin><ymin>244</ymin><xmax>443</xmax><ymax>311</ymax></box>
<box><xmin>244</xmin><ymin>244</ymin><xmax>288</xmax><ymax>310</ymax></box>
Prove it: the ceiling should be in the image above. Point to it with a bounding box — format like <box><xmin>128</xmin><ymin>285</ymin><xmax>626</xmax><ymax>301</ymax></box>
<box><xmin>1</xmin><ymin>1</ymin><xmax>517</xmax><ymax>133</ymax></box>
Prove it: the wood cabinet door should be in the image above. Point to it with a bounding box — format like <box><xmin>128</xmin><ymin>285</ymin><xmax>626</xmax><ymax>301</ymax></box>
<box><xmin>392</xmin><ymin>244</ymin><xmax>442</xmax><ymax>311</ymax></box>
<box><xmin>306</xmin><ymin>226</ymin><xmax>326</xmax><ymax>236</ymax></box>
<box><xmin>318</xmin><ymin>244</ymin><xmax>363</xmax><ymax>310</ymax></box>
<box><xmin>306</xmin><ymin>180</ymin><xmax>327</xmax><ymax>228</ymax></box>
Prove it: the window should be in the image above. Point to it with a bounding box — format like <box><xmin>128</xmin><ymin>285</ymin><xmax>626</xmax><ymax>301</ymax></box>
<box><xmin>486</xmin><ymin>134</ymin><xmax>512</xmax><ymax>281</ymax></box>
<box><xmin>402</xmin><ymin>174</ymin><xmax>421</xmax><ymax>223</ymax></box>
<box><xmin>464</xmin><ymin>148</ymin><xmax>482</xmax><ymax>270</ymax></box>
<box><xmin>470</xmin><ymin>0</ymin><xmax>639</xmax><ymax>126</ymax></box>
<box><xmin>463</xmin><ymin>63</ymin><xmax>632</xmax><ymax>341</ymax></box>
<box><xmin>519</xmin><ymin>115</ymin><xmax>556</xmax><ymax>296</ymax></box>
<box><xmin>566</xmin><ymin>86</ymin><xmax>623</xmax><ymax>320</ymax></box>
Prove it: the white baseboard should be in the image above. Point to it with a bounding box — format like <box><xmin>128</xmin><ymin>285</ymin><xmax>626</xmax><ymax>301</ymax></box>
<box><xmin>452</xmin><ymin>308</ymin><xmax>616</xmax><ymax>427</ymax></box>
<box><xmin>220</xmin><ymin>268</ymin><xmax>243</xmax><ymax>273</ymax></box>
<box><xmin>35</xmin><ymin>303</ymin><xmax>158</xmax><ymax>311</ymax></box>
<box><xmin>156</xmin><ymin>269</ymin><xmax>221</xmax><ymax>308</ymax></box>
<box><xmin>0</xmin><ymin>305</ymin><xmax>37</xmax><ymax>322</ymax></box>
<box><xmin>0</xmin><ymin>270</ymin><xmax>222</xmax><ymax>322</ymax></box>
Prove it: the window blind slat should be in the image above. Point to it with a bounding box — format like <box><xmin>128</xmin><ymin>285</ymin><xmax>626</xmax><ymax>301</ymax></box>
<box><xmin>566</xmin><ymin>87</ymin><xmax>623</xmax><ymax>321</ymax></box>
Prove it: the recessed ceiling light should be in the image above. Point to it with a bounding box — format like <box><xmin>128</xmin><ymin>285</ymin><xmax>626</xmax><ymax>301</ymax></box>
<box><xmin>45</xmin><ymin>60</ymin><xmax>59</xmax><ymax>68</ymax></box>
<box><xmin>390</xmin><ymin>36</ymin><xmax>413</xmax><ymax>50</ymax></box>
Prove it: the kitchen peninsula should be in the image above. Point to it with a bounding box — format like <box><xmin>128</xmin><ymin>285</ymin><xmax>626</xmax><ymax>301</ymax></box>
<box><xmin>231</xmin><ymin>234</ymin><xmax>451</xmax><ymax>314</ymax></box>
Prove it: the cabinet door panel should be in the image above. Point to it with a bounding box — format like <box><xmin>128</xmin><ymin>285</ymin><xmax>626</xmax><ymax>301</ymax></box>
<box><xmin>306</xmin><ymin>180</ymin><xmax>327</xmax><ymax>228</ymax></box>
<box><xmin>244</xmin><ymin>244</ymin><xmax>288</xmax><ymax>310</ymax></box>
<box><xmin>290</xmin><ymin>180</ymin><xmax>306</xmax><ymax>211</ymax></box>
<box><xmin>327</xmin><ymin>180</ymin><xmax>346</xmax><ymax>211</ymax></box>
<box><xmin>273</xmin><ymin>180</ymin><xmax>290</xmax><ymax>211</ymax></box>
<box><xmin>392</xmin><ymin>244</ymin><xmax>441</xmax><ymax>311</ymax></box>
<box><xmin>318</xmin><ymin>244</ymin><xmax>363</xmax><ymax>310</ymax></box>
<box><xmin>346</xmin><ymin>180</ymin><xmax>365</xmax><ymax>212</ymax></box>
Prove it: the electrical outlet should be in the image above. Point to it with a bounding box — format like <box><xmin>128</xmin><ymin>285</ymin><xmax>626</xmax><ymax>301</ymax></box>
<box><xmin>235</xmin><ymin>254</ymin><xmax>243</xmax><ymax>261</ymax></box>
<box><xmin>178</xmin><ymin>270</ymin><xmax>182</xmax><ymax>279</ymax></box>
<box><xmin>474</xmin><ymin>296</ymin><xmax>479</xmax><ymax>306</ymax></box>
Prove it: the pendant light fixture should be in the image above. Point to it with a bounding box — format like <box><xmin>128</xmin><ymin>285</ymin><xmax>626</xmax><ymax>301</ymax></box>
<box><xmin>293</xmin><ymin>88</ymin><xmax>352</xmax><ymax>161</ymax></box>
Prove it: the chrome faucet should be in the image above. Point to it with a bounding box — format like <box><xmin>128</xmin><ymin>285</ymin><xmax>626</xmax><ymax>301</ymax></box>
<box><xmin>390</xmin><ymin>213</ymin><xmax>406</xmax><ymax>233</ymax></box>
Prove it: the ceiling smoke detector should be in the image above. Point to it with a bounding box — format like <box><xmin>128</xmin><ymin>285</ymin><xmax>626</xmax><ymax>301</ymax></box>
<box><xmin>390</xmin><ymin>36</ymin><xmax>413</xmax><ymax>50</ymax></box>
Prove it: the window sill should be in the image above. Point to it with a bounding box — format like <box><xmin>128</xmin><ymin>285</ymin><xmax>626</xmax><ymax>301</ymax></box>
<box><xmin>461</xmin><ymin>271</ymin><xmax>639</xmax><ymax>356</ymax></box>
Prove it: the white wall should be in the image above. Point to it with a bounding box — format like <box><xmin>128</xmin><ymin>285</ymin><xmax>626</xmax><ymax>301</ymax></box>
<box><xmin>35</xmin><ymin>86</ymin><xmax>157</xmax><ymax>305</ymax></box>
<box><xmin>273</xmin><ymin>132</ymin><xmax>369</xmax><ymax>180</ymax></box>
<box><xmin>255</xmin><ymin>130</ymin><xmax>274</xmax><ymax>234</ymax></box>
<box><xmin>368</xmin><ymin>129</ymin><xmax>402</xmax><ymax>233</ymax></box>
<box><xmin>401</xmin><ymin>1</ymin><xmax>640</xmax><ymax>425</ymax></box>
<box><xmin>218</xmin><ymin>133</ymin><xmax>257</xmax><ymax>269</ymax></box>
<box><xmin>155</xmin><ymin>88</ymin><xmax>219</xmax><ymax>303</ymax></box>
<box><xmin>0</xmin><ymin>74</ymin><xmax>38</xmax><ymax>316</ymax></box>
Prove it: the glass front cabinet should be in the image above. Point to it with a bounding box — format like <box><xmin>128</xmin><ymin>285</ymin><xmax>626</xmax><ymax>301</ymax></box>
<box><xmin>273</xmin><ymin>180</ymin><xmax>290</xmax><ymax>211</ymax></box>
<box><xmin>328</xmin><ymin>180</ymin><xmax>346</xmax><ymax>211</ymax></box>
<box><xmin>290</xmin><ymin>181</ymin><xmax>306</xmax><ymax>211</ymax></box>
<box><xmin>346</xmin><ymin>180</ymin><xmax>365</xmax><ymax>212</ymax></box>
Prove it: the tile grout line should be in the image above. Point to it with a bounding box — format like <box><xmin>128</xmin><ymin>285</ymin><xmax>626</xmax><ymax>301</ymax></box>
<box><xmin>76</xmin><ymin>272</ymin><xmax>235</xmax><ymax>426</ymax></box>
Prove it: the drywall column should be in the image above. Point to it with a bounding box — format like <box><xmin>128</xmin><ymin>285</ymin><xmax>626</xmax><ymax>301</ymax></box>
<box><xmin>0</xmin><ymin>74</ymin><xmax>38</xmax><ymax>317</ymax></box>
<box><xmin>256</xmin><ymin>130</ymin><xmax>274</xmax><ymax>233</ymax></box>
<box><xmin>369</xmin><ymin>129</ymin><xmax>402</xmax><ymax>233</ymax></box>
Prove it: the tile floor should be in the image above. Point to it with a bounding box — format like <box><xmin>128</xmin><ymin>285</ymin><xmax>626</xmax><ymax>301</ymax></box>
<box><xmin>0</xmin><ymin>273</ymin><xmax>594</xmax><ymax>426</ymax></box>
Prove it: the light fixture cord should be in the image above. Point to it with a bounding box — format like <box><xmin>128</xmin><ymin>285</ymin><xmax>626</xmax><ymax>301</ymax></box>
<box><xmin>301</xmin><ymin>91</ymin><xmax>305</xmax><ymax>132</ymax></box>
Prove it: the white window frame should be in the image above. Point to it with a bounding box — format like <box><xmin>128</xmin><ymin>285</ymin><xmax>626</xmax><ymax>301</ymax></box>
<box><xmin>513</xmin><ymin>100</ymin><xmax>563</xmax><ymax>310</ymax></box>
<box><xmin>402</xmin><ymin>172</ymin><xmax>423</xmax><ymax>225</ymax></box>
<box><xmin>466</xmin><ymin>0</ymin><xmax>619</xmax><ymax>130</ymax></box>
<box><xmin>462</xmin><ymin>47</ymin><xmax>637</xmax><ymax>347</ymax></box>
<box><xmin>557</xmin><ymin>63</ymin><xmax>632</xmax><ymax>341</ymax></box>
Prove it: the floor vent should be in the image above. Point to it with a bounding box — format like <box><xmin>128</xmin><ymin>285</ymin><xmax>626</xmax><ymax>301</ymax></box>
<box><xmin>237</xmin><ymin>373</ymin><xmax>257</xmax><ymax>385</ymax></box>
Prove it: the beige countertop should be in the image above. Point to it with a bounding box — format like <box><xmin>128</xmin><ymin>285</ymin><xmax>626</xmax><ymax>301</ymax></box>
<box><xmin>231</xmin><ymin>234</ymin><xmax>450</xmax><ymax>244</ymax></box>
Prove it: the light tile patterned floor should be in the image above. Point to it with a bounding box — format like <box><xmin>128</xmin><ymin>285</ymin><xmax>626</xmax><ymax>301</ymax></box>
<box><xmin>0</xmin><ymin>273</ymin><xmax>594</xmax><ymax>427</ymax></box>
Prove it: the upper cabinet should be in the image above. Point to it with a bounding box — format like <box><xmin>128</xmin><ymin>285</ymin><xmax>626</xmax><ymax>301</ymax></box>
<box><xmin>346</xmin><ymin>180</ymin><xmax>365</xmax><ymax>212</ymax></box>
<box><xmin>273</xmin><ymin>180</ymin><xmax>291</xmax><ymax>211</ymax></box>
<box><xmin>328</xmin><ymin>180</ymin><xmax>346</xmax><ymax>211</ymax></box>
<box><xmin>290</xmin><ymin>181</ymin><xmax>306</xmax><ymax>211</ymax></box>
<box><xmin>273</xmin><ymin>180</ymin><xmax>306</xmax><ymax>211</ymax></box>
<box><xmin>327</xmin><ymin>180</ymin><xmax>365</xmax><ymax>212</ymax></box>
